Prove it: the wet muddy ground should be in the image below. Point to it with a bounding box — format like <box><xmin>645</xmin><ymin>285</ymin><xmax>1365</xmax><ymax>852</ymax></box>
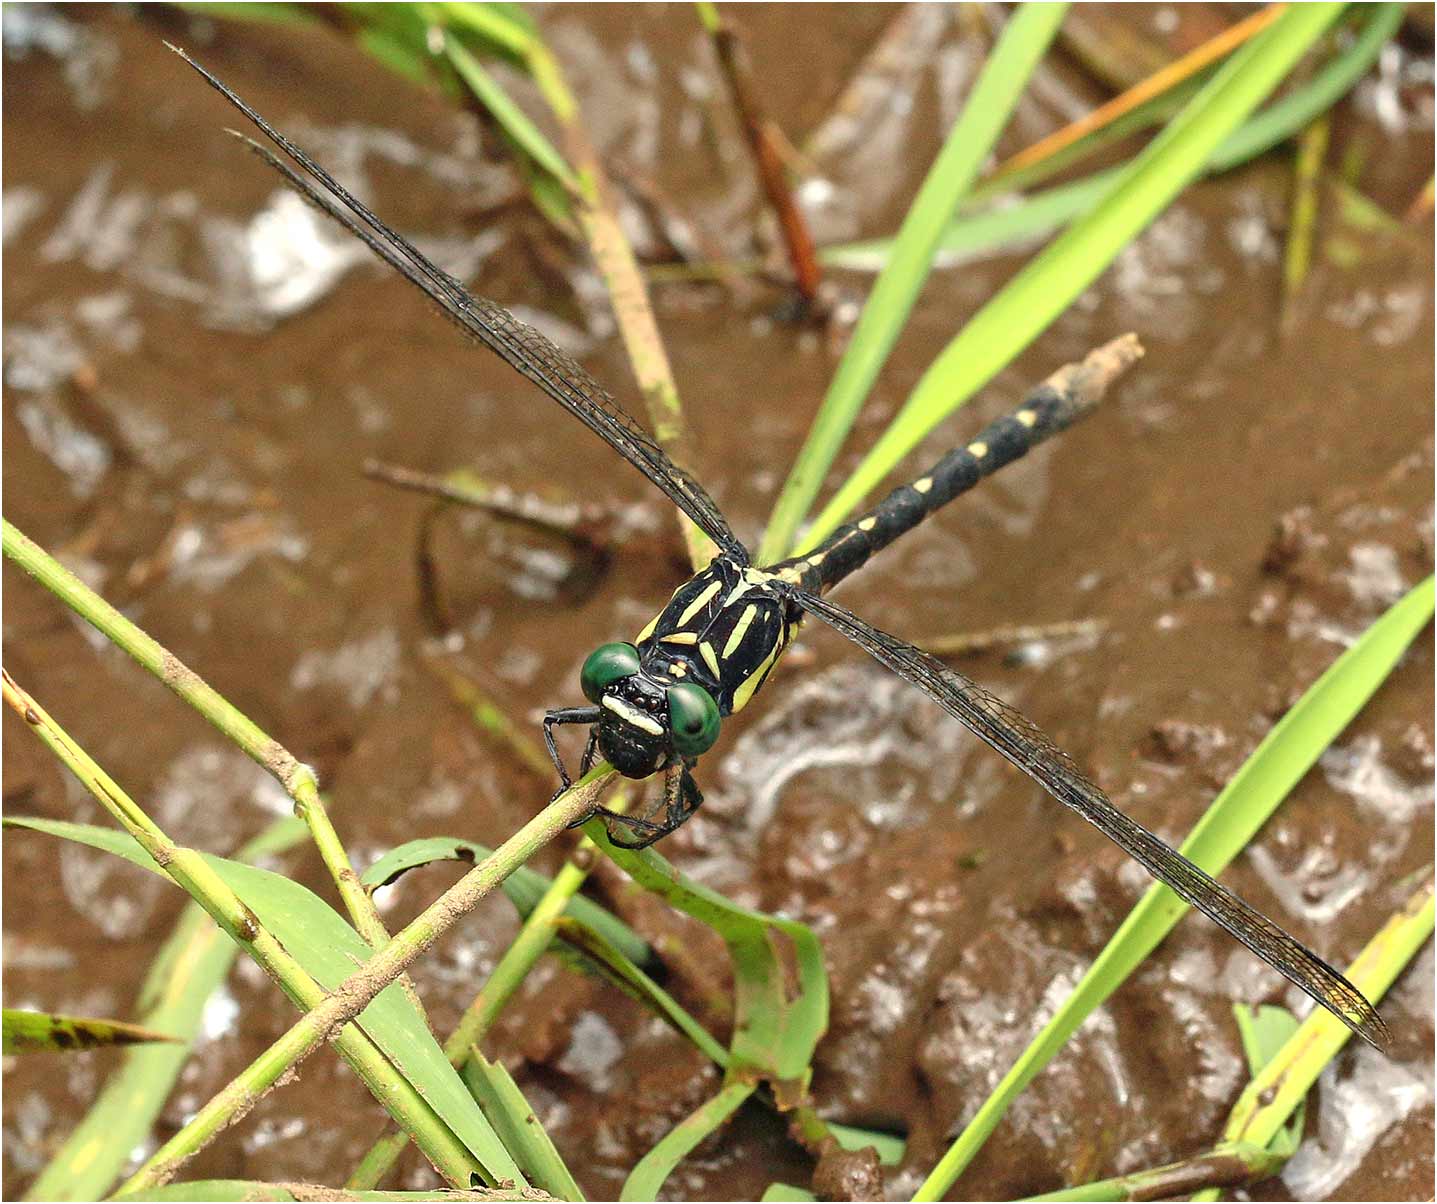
<box><xmin>3</xmin><ymin>6</ymin><xmax>1433</xmax><ymax>1201</ymax></box>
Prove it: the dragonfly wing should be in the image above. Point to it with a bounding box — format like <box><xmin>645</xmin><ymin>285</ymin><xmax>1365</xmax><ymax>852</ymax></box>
<box><xmin>172</xmin><ymin>45</ymin><xmax>743</xmax><ymax>559</ymax></box>
<box><xmin>790</xmin><ymin>588</ymin><xmax>1388</xmax><ymax>1049</ymax></box>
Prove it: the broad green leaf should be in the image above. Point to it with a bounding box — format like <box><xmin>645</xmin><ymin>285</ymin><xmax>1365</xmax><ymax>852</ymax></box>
<box><xmin>21</xmin><ymin>814</ymin><xmax>307</xmax><ymax>1201</ymax></box>
<box><xmin>914</xmin><ymin>576</ymin><xmax>1434</xmax><ymax>1199</ymax></box>
<box><xmin>6</xmin><ymin>818</ymin><xmax>524</xmax><ymax>1186</ymax></box>
<box><xmin>2</xmin><ymin>1009</ymin><xmax>180</xmax><ymax>1055</ymax></box>
<box><xmin>361</xmin><ymin>836</ymin><xmax>652</xmax><ymax>966</ymax></box>
<box><xmin>461</xmin><ymin>1052</ymin><xmax>585</xmax><ymax>1201</ymax></box>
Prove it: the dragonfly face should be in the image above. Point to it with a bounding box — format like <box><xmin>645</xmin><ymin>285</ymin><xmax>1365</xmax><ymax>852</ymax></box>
<box><xmin>580</xmin><ymin>641</ymin><xmax>722</xmax><ymax>778</ymax></box>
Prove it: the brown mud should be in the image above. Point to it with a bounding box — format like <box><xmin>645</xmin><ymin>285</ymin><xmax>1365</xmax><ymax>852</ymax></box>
<box><xmin>3</xmin><ymin>6</ymin><xmax>1433</xmax><ymax>1201</ymax></box>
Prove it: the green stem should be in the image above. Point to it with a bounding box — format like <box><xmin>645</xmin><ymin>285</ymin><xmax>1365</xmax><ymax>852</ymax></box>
<box><xmin>1025</xmin><ymin>1141</ymin><xmax>1283</xmax><ymax>1202</ymax></box>
<box><xmin>1</xmin><ymin>520</ymin><xmax>396</xmax><ymax>963</ymax></box>
<box><xmin>123</xmin><ymin>767</ymin><xmax>611</xmax><ymax>1192</ymax></box>
<box><xmin>346</xmin><ymin>853</ymin><xmax>593</xmax><ymax>1189</ymax></box>
<box><xmin>1</xmin><ymin>671</ymin><xmax>483</xmax><ymax>1191</ymax></box>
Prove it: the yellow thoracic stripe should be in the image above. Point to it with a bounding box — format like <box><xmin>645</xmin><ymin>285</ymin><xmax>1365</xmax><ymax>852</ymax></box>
<box><xmin>723</xmin><ymin>604</ymin><xmax>758</xmax><ymax>658</ymax></box>
<box><xmin>730</xmin><ymin>634</ymin><xmax>784</xmax><ymax>713</ymax></box>
<box><xmin>700</xmin><ymin>641</ymin><xmax>720</xmax><ymax>676</ymax></box>
<box><xmin>676</xmin><ymin>580</ymin><xmax>722</xmax><ymax>627</ymax></box>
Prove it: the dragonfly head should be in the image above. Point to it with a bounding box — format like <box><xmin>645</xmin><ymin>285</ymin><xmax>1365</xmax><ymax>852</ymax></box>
<box><xmin>581</xmin><ymin>642</ymin><xmax>721</xmax><ymax>778</ymax></box>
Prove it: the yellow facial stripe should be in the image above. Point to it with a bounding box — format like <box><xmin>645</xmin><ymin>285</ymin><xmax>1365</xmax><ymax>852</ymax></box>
<box><xmin>730</xmin><ymin>636</ymin><xmax>784</xmax><ymax>713</ymax></box>
<box><xmin>700</xmin><ymin>641</ymin><xmax>720</xmax><ymax>677</ymax></box>
<box><xmin>677</xmin><ymin>580</ymin><xmax>721</xmax><ymax>627</ymax></box>
<box><xmin>723</xmin><ymin>604</ymin><xmax>757</xmax><ymax>658</ymax></box>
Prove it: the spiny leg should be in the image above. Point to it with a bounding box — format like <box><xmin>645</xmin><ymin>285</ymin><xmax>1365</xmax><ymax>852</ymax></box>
<box><xmin>597</xmin><ymin>761</ymin><xmax>705</xmax><ymax>850</ymax></box>
<box><xmin>542</xmin><ymin>705</ymin><xmax>601</xmax><ymax>793</ymax></box>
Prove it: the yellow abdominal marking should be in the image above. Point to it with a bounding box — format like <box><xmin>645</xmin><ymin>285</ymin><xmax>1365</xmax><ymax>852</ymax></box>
<box><xmin>913</xmin><ymin>477</ymin><xmax>933</xmax><ymax>494</ymax></box>
<box><xmin>1016</xmin><ymin>409</ymin><xmax>1037</xmax><ymax>427</ymax></box>
<box><xmin>723</xmin><ymin>604</ymin><xmax>757</xmax><ymax>657</ymax></box>
<box><xmin>661</xmin><ymin>632</ymin><xmax>698</xmax><ymax>645</ymax></box>
<box><xmin>858</xmin><ymin>517</ymin><xmax>877</xmax><ymax>532</ymax></box>
<box><xmin>969</xmin><ymin>441</ymin><xmax>988</xmax><ymax>458</ymax></box>
<box><xmin>676</xmin><ymin>581</ymin><xmax>722</xmax><ymax>626</ymax></box>
<box><xmin>700</xmin><ymin>641</ymin><xmax>720</xmax><ymax>677</ymax></box>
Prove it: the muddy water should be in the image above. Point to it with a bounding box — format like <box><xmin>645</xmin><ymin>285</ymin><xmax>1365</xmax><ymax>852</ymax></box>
<box><xmin>3</xmin><ymin>6</ymin><xmax>1433</xmax><ymax>1201</ymax></box>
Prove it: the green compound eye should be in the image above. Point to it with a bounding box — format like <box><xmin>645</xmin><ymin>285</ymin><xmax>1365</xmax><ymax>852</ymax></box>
<box><xmin>581</xmin><ymin>642</ymin><xmax>641</xmax><ymax>702</ymax></box>
<box><xmin>667</xmin><ymin>682</ymin><xmax>721</xmax><ymax>757</ymax></box>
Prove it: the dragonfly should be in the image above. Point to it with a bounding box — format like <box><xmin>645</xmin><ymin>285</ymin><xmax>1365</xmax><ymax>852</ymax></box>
<box><xmin>173</xmin><ymin>46</ymin><xmax>1387</xmax><ymax>1050</ymax></box>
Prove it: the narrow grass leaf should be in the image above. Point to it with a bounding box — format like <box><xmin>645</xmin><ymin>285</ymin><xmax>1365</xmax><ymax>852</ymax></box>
<box><xmin>914</xmin><ymin>575</ymin><xmax>1434</xmax><ymax>1199</ymax></box>
<box><xmin>804</xmin><ymin>2</ymin><xmax>1344</xmax><ymax>550</ymax></box>
<box><xmin>553</xmin><ymin>915</ymin><xmax>729</xmax><ymax>1064</ymax></box>
<box><xmin>361</xmin><ymin>835</ymin><xmax>653</xmax><ymax>966</ymax></box>
<box><xmin>620</xmin><ymin>1080</ymin><xmax>757</xmax><ymax>1202</ymax></box>
<box><xmin>168</xmin><ymin>2</ymin><xmax>316</xmax><ymax>24</ymax></box>
<box><xmin>2</xmin><ymin>1009</ymin><xmax>180</xmax><ymax>1055</ymax></box>
<box><xmin>1223</xmin><ymin>875</ymin><xmax>1435</xmax><ymax>1153</ymax></box>
<box><xmin>758</xmin><ymin>1</ymin><xmax>1070</xmax><ymax>562</ymax></box>
<box><xmin>20</xmin><ymin>815</ymin><xmax>307</xmax><ymax>1201</ymax></box>
<box><xmin>762</xmin><ymin>1187</ymin><xmax>818</xmax><ymax>1202</ymax></box>
<box><xmin>462</xmin><ymin>1052</ymin><xmax>585</xmax><ymax>1201</ymax></box>
<box><xmin>116</xmin><ymin>1182</ymin><xmax>537</xmax><ymax>1201</ymax></box>
<box><xmin>443</xmin><ymin>33</ymin><xmax>577</xmax><ymax>190</ymax></box>
<box><xmin>589</xmin><ymin>824</ymin><xmax>828</xmax><ymax>1088</ymax></box>
<box><xmin>823</xmin><ymin>4</ymin><xmax>1400</xmax><ymax>278</ymax></box>
<box><xmin>6</xmin><ymin>818</ymin><xmax>525</xmax><ymax>1186</ymax></box>
<box><xmin>552</xmin><ymin>916</ymin><xmax>904</xmax><ymax>1163</ymax></box>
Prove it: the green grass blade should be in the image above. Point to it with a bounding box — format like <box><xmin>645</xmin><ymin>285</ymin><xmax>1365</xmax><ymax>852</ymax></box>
<box><xmin>619</xmin><ymin>1080</ymin><xmax>758</xmax><ymax>1202</ymax></box>
<box><xmin>552</xmin><ymin>915</ymin><xmax>730</xmax><ymax>1065</ymax></box>
<box><xmin>757</xmin><ymin>1</ymin><xmax>1070</xmax><ymax>562</ymax></box>
<box><xmin>762</xmin><ymin>1187</ymin><xmax>818</xmax><ymax>1203</ymax></box>
<box><xmin>117</xmin><ymin>1182</ymin><xmax>538</xmax><ymax>1201</ymax></box>
<box><xmin>442</xmin><ymin>32</ymin><xmax>577</xmax><ymax>190</ymax></box>
<box><xmin>6</xmin><ymin>818</ymin><xmax>525</xmax><ymax>1186</ymax></box>
<box><xmin>431</xmin><ymin>0</ymin><xmax>538</xmax><ymax>59</ymax></box>
<box><xmin>360</xmin><ymin>835</ymin><xmax>654</xmax><ymax>966</ymax></box>
<box><xmin>588</xmin><ymin>824</ymin><xmax>828</xmax><ymax>1087</ymax></box>
<box><xmin>818</xmin><ymin>5</ymin><xmax>1399</xmax><ymax>279</ymax></box>
<box><xmin>462</xmin><ymin>1052</ymin><xmax>585</xmax><ymax>1201</ymax></box>
<box><xmin>20</xmin><ymin>817</ymin><xmax>306</xmax><ymax>1201</ymax></box>
<box><xmin>913</xmin><ymin>575</ymin><xmax>1434</xmax><ymax>1200</ymax></box>
<box><xmin>1223</xmin><ymin>875</ymin><xmax>1435</xmax><ymax>1152</ymax></box>
<box><xmin>803</xmin><ymin>2</ymin><xmax>1344</xmax><ymax>551</ymax></box>
<box><xmin>1230</xmin><ymin>1004</ymin><xmax>1306</xmax><ymax>1159</ymax></box>
<box><xmin>2</xmin><ymin>1009</ymin><xmax>181</xmax><ymax>1055</ymax></box>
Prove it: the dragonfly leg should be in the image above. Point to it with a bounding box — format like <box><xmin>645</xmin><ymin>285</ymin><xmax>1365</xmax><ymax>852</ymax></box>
<box><xmin>577</xmin><ymin>726</ymin><xmax>601</xmax><ymax>778</ymax></box>
<box><xmin>596</xmin><ymin>761</ymin><xmax>704</xmax><ymax>849</ymax></box>
<box><xmin>542</xmin><ymin>705</ymin><xmax>601</xmax><ymax>794</ymax></box>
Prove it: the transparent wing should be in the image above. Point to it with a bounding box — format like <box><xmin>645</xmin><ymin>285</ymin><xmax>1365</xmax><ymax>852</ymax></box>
<box><xmin>172</xmin><ymin>45</ymin><xmax>743</xmax><ymax>558</ymax></box>
<box><xmin>791</xmin><ymin>588</ymin><xmax>1388</xmax><ymax>1050</ymax></box>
